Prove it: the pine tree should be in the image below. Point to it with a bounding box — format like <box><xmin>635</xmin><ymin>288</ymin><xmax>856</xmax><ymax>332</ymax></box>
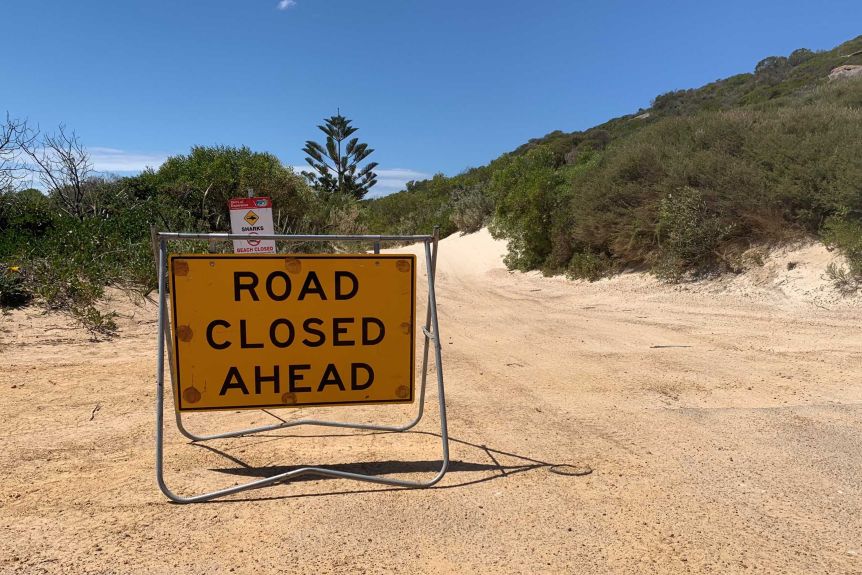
<box><xmin>302</xmin><ymin>112</ymin><xmax>378</xmax><ymax>199</ymax></box>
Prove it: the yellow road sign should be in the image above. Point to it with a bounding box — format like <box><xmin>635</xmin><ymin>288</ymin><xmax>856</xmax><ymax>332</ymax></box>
<box><xmin>169</xmin><ymin>254</ymin><xmax>416</xmax><ymax>411</ymax></box>
<box><xmin>243</xmin><ymin>211</ymin><xmax>259</xmax><ymax>226</ymax></box>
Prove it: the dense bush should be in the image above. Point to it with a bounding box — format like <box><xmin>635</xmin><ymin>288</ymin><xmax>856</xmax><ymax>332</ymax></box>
<box><xmin>654</xmin><ymin>187</ymin><xmax>731</xmax><ymax>280</ymax></box>
<box><xmin>557</xmin><ymin>87</ymin><xmax>862</xmax><ymax>279</ymax></box>
<box><xmin>566</xmin><ymin>250</ymin><xmax>613</xmax><ymax>281</ymax></box>
<box><xmin>1</xmin><ymin>183</ymin><xmax>182</xmax><ymax>334</ymax></box>
<box><xmin>141</xmin><ymin>146</ymin><xmax>314</xmax><ymax>232</ymax></box>
<box><xmin>450</xmin><ymin>183</ymin><xmax>493</xmax><ymax>234</ymax></box>
<box><xmin>0</xmin><ymin>265</ymin><xmax>31</xmax><ymax>308</ymax></box>
<box><xmin>822</xmin><ymin>215</ymin><xmax>862</xmax><ymax>291</ymax></box>
<box><xmin>488</xmin><ymin>147</ymin><xmax>565</xmax><ymax>270</ymax></box>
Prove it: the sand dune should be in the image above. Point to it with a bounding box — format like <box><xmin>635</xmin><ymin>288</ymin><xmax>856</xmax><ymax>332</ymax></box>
<box><xmin>421</xmin><ymin>228</ymin><xmax>859</xmax><ymax>309</ymax></box>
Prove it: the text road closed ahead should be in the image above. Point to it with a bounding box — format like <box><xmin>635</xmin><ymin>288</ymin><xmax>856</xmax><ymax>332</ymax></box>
<box><xmin>170</xmin><ymin>254</ymin><xmax>416</xmax><ymax>411</ymax></box>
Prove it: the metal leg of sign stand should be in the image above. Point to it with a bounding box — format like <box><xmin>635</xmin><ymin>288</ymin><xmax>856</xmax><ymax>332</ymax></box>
<box><xmin>155</xmin><ymin>232</ymin><xmax>449</xmax><ymax>503</ymax></box>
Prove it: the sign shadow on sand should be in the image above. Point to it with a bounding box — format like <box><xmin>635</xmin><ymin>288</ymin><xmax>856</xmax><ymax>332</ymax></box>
<box><xmin>190</xmin><ymin>431</ymin><xmax>562</xmax><ymax>502</ymax></box>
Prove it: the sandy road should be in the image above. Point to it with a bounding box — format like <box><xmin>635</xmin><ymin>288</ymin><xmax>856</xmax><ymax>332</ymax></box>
<box><xmin>1</xmin><ymin>230</ymin><xmax>861</xmax><ymax>574</ymax></box>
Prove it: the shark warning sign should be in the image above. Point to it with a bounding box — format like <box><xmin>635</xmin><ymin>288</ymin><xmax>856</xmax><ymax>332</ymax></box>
<box><xmin>228</xmin><ymin>197</ymin><xmax>276</xmax><ymax>254</ymax></box>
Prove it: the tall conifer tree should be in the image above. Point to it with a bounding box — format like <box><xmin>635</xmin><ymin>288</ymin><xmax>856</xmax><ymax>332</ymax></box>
<box><xmin>302</xmin><ymin>112</ymin><xmax>378</xmax><ymax>199</ymax></box>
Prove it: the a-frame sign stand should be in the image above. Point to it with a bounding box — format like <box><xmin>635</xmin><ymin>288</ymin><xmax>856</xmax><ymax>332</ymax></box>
<box><xmin>153</xmin><ymin>230</ymin><xmax>448</xmax><ymax>503</ymax></box>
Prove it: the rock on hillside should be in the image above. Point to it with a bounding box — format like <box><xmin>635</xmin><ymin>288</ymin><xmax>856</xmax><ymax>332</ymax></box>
<box><xmin>829</xmin><ymin>64</ymin><xmax>862</xmax><ymax>80</ymax></box>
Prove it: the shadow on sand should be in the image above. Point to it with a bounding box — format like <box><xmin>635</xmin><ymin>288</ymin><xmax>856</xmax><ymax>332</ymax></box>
<box><xmin>190</xmin><ymin>430</ymin><xmax>556</xmax><ymax>503</ymax></box>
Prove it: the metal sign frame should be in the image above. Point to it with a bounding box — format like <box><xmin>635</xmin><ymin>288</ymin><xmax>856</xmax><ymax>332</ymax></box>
<box><xmin>154</xmin><ymin>230</ymin><xmax>448</xmax><ymax>503</ymax></box>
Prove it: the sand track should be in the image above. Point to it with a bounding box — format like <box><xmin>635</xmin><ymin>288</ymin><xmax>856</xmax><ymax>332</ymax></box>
<box><xmin>1</xmin><ymin>230</ymin><xmax>860</xmax><ymax>574</ymax></box>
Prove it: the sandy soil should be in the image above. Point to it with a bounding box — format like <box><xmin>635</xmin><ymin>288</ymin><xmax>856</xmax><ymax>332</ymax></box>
<box><xmin>1</xmin><ymin>229</ymin><xmax>861</xmax><ymax>574</ymax></box>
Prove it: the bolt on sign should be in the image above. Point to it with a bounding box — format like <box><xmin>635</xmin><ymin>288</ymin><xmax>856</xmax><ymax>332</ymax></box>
<box><xmin>169</xmin><ymin>254</ymin><xmax>416</xmax><ymax>411</ymax></box>
<box><xmin>228</xmin><ymin>197</ymin><xmax>276</xmax><ymax>254</ymax></box>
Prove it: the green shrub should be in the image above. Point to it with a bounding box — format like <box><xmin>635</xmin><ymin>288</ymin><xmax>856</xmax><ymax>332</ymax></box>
<box><xmin>152</xmin><ymin>146</ymin><xmax>313</xmax><ymax>232</ymax></box>
<box><xmin>566</xmin><ymin>251</ymin><xmax>613</xmax><ymax>281</ymax></box>
<box><xmin>488</xmin><ymin>147</ymin><xmax>565</xmax><ymax>270</ymax></box>
<box><xmin>826</xmin><ymin>262</ymin><xmax>860</xmax><ymax>293</ymax></box>
<box><xmin>655</xmin><ymin>187</ymin><xmax>731</xmax><ymax>280</ymax></box>
<box><xmin>450</xmin><ymin>184</ymin><xmax>493</xmax><ymax>233</ymax></box>
<box><xmin>822</xmin><ymin>216</ymin><xmax>862</xmax><ymax>290</ymax></box>
<box><xmin>788</xmin><ymin>48</ymin><xmax>815</xmax><ymax>67</ymax></box>
<box><xmin>0</xmin><ymin>265</ymin><xmax>31</xmax><ymax>308</ymax></box>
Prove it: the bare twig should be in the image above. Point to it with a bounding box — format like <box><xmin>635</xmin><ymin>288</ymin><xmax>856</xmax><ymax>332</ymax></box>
<box><xmin>17</xmin><ymin>123</ymin><xmax>93</xmax><ymax>219</ymax></box>
<box><xmin>0</xmin><ymin>113</ymin><xmax>30</xmax><ymax>191</ymax></box>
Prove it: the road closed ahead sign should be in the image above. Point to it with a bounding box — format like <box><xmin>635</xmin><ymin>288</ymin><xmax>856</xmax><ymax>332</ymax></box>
<box><xmin>170</xmin><ymin>254</ymin><xmax>416</xmax><ymax>411</ymax></box>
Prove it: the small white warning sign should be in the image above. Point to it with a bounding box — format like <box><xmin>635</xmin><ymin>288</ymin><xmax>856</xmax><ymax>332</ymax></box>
<box><xmin>228</xmin><ymin>197</ymin><xmax>276</xmax><ymax>254</ymax></box>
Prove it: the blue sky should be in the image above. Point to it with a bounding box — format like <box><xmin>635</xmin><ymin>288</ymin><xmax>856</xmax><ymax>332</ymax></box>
<box><xmin>2</xmin><ymin>0</ymin><xmax>860</xmax><ymax>196</ymax></box>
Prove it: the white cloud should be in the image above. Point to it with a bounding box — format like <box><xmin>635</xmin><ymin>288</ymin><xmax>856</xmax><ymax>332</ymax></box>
<box><xmin>87</xmin><ymin>147</ymin><xmax>169</xmax><ymax>173</ymax></box>
<box><xmin>9</xmin><ymin>147</ymin><xmax>169</xmax><ymax>185</ymax></box>
<box><xmin>370</xmin><ymin>168</ymin><xmax>431</xmax><ymax>198</ymax></box>
<box><xmin>292</xmin><ymin>166</ymin><xmax>431</xmax><ymax>198</ymax></box>
<box><xmin>277</xmin><ymin>0</ymin><xmax>296</xmax><ymax>9</ymax></box>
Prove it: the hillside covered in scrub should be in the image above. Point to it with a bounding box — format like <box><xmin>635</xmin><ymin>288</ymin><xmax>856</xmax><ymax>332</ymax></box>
<box><xmin>362</xmin><ymin>36</ymin><xmax>862</xmax><ymax>284</ymax></box>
